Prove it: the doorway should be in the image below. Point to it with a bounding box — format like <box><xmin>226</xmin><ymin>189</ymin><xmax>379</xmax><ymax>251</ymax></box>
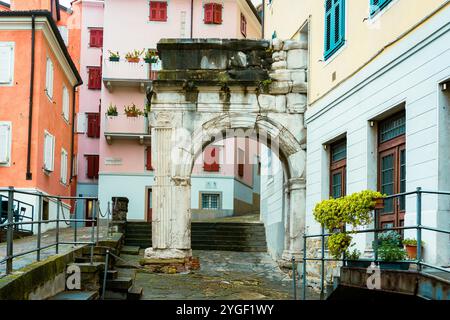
<box><xmin>146</xmin><ymin>188</ymin><xmax>153</xmax><ymax>222</ymax></box>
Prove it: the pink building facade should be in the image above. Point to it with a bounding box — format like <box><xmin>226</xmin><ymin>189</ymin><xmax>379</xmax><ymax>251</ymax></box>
<box><xmin>98</xmin><ymin>0</ymin><xmax>262</xmax><ymax>221</ymax></box>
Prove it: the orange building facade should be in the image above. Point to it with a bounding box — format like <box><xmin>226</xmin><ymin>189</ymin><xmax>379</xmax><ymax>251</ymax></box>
<box><xmin>0</xmin><ymin>1</ymin><xmax>82</xmax><ymax>231</ymax></box>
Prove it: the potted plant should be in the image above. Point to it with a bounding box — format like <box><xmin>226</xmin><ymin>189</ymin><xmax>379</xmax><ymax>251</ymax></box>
<box><xmin>125</xmin><ymin>49</ymin><xmax>144</xmax><ymax>63</ymax></box>
<box><xmin>313</xmin><ymin>190</ymin><xmax>385</xmax><ymax>260</ymax></box>
<box><xmin>144</xmin><ymin>49</ymin><xmax>159</xmax><ymax>64</ymax></box>
<box><xmin>124</xmin><ymin>103</ymin><xmax>143</xmax><ymax>117</ymax></box>
<box><xmin>345</xmin><ymin>249</ymin><xmax>371</xmax><ymax>268</ymax></box>
<box><xmin>376</xmin><ymin>231</ymin><xmax>409</xmax><ymax>270</ymax></box>
<box><xmin>106</xmin><ymin>103</ymin><xmax>118</xmax><ymax>116</ymax></box>
<box><xmin>108</xmin><ymin>50</ymin><xmax>120</xmax><ymax>62</ymax></box>
<box><xmin>402</xmin><ymin>238</ymin><xmax>424</xmax><ymax>260</ymax></box>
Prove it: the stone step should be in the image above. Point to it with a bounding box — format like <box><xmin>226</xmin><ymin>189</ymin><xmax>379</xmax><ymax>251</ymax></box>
<box><xmin>191</xmin><ymin>245</ymin><xmax>267</xmax><ymax>252</ymax></box>
<box><xmin>101</xmin><ymin>270</ymin><xmax>118</xmax><ymax>280</ymax></box>
<box><xmin>127</xmin><ymin>286</ymin><xmax>143</xmax><ymax>300</ymax></box>
<box><xmin>121</xmin><ymin>246</ymin><xmax>141</xmax><ymax>255</ymax></box>
<box><xmin>48</xmin><ymin>291</ymin><xmax>98</xmax><ymax>300</ymax></box>
<box><xmin>105</xmin><ymin>277</ymin><xmax>133</xmax><ymax>292</ymax></box>
<box><xmin>191</xmin><ymin>231</ymin><xmax>266</xmax><ymax>238</ymax></box>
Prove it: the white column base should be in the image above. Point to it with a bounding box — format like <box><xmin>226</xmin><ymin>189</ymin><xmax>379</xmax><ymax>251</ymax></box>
<box><xmin>144</xmin><ymin>247</ymin><xmax>192</xmax><ymax>260</ymax></box>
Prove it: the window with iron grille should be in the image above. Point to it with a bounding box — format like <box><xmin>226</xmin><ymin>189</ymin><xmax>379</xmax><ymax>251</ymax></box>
<box><xmin>201</xmin><ymin>193</ymin><xmax>220</xmax><ymax>210</ymax></box>
<box><xmin>324</xmin><ymin>0</ymin><xmax>345</xmax><ymax>60</ymax></box>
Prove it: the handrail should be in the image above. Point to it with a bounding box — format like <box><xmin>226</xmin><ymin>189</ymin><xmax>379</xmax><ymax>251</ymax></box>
<box><xmin>300</xmin><ymin>188</ymin><xmax>450</xmax><ymax>300</ymax></box>
<box><xmin>0</xmin><ymin>187</ymin><xmax>101</xmax><ymax>276</ymax></box>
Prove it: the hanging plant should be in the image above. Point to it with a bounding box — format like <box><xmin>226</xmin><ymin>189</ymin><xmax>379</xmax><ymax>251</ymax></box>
<box><xmin>124</xmin><ymin>103</ymin><xmax>143</xmax><ymax>117</ymax></box>
<box><xmin>313</xmin><ymin>190</ymin><xmax>385</xmax><ymax>259</ymax></box>
<box><xmin>125</xmin><ymin>49</ymin><xmax>144</xmax><ymax>63</ymax></box>
<box><xmin>144</xmin><ymin>49</ymin><xmax>159</xmax><ymax>64</ymax></box>
<box><xmin>108</xmin><ymin>50</ymin><xmax>120</xmax><ymax>62</ymax></box>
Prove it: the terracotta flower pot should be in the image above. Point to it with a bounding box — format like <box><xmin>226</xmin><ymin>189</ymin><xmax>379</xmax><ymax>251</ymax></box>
<box><xmin>126</xmin><ymin>57</ymin><xmax>140</xmax><ymax>63</ymax></box>
<box><xmin>373</xmin><ymin>198</ymin><xmax>385</xmax><ymax>210</ymax></box>
<box><xmin>405</xmin><ymin>245</ymin><xmax>422</xmax><ymax>260</ymax></box>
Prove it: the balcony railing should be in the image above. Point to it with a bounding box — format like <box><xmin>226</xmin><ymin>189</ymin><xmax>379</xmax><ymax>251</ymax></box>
<box><xmin>104</xmin><ymin>114</ymin><xmax>151</xmax><ymax>144</ymax></box>
<box><xmin>102</xmin><ymin>58</ymin><xmax>160</xmax><ymax>92</ymax></box>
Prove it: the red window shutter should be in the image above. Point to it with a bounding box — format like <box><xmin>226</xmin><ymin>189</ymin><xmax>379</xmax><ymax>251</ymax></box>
<box><xmin>87</xmin><ymin>113</ymin><xmax>100</xmax><ymax>138</ymax></box>
<box><xmin>146</xmin><ymin>147</ymin><xmax>153</xmax><ymax>171</ymax></box>
<box><xmin>88</xmin><ymin>67</ymin><xmax>102</xmax><ymax>90</ymax></box>
<box><xmin>98</xmin><ymin>30</ymin><xmax>103</xmax><ymax>47</ymax></box>
<box><xmin>241</xmin><ymin>14</ymin><xmax>247</xmax><ymax>37</ymax></box>
<box><xmin>160</xmin><ymin>2</ymin><xmax>167</xmax><ymax>21</ymax></box>
<box><xmin>150</xmin><ymin>1</ymin><xmax>167</xmax><ymax>21</ymax></box>
<box><xmin>213</xmin><ymin>4</ymin><xmax>222</xmax><ymax>24</ymax></box>
<box><xmin>204</xmin><ymin>3</ymin><xmax>213</xmax><ymax>24</ymax></box>
<box><xmin>86</xmin><ymin>155</ymin><xmax>94</xmax><ymax>179</ymax></box>
<box><xmin>93</xmin><ymin>155</ymin><xmax>99</xmax><ymax>179</ymax></box>
<box><xmin>94</xmin><ymin>113</ymin><xmax>100</xmax><ymax>138</ymax></box>
<box><xmin>204</xmin><ymin>147</ymin><xmax>220</xmax><ymax>172</ymax></box>
<box><xmin>238</xmin><ymin>163</ymin><xmax>244</xmax><ymax>177</ymax></box>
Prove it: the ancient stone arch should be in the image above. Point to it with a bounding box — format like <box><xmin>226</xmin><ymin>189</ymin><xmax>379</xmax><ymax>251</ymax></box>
<box><xmin>145</xmin><ymin>39</ymin><xmax>308</xmax><ymax>261</ymax></box>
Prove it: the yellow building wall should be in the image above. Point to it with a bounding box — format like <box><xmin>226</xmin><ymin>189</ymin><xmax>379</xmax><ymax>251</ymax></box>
<box><xmin>263</xmin><ymin>0</ymin><xmax>450</xmax><ymax>106</ymax></box>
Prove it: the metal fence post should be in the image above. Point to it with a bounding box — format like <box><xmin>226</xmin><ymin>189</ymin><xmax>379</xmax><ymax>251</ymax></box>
<box><xmin>320</xmin><ymin>224</ymin><xmax>325</xmax><ymax>298</ymax></box>
<box><xmin>374</xmin><ymin>206</ymin><xmax>379</xmax><ymax>263</ymax></box>
<box><xmin>74</xmin><ymin>200</ymin><xmax>78</xmax><ymax>245</ymax></box>
<box><xmin>416</xmin><ymin>187</ymin><xmax>422</xmax><ymax>271</ymax></box>
<box><xmin>90</xmin><ymin>201</ymin><xmax>95</xmax><ymax>265</ymax></box>
<box><xmin>37</xmin><ymin>194</ymin><xmax>42</xmax><ymax>261</ymax></box>
<box><xmin>102</xmin><ymin>250</ymin><xmax>110</xmax><ymax>300</ymax></box>
<box><xmin>6</xmin><ymin>187</ymin><xmax>14</xmax><ymax>274</ymax></box>
<box><xmin>302</xmin><ymin>235</ymin><xmax>307</xmax><ymax>300</ymax></box>
<box><xmin>107</xmin><ymin>201</ymin><xmax>111</xmax><ymax>237</ymax></box>
<box><xmin>96</xmin><ymin>200</ymin><xmax>100</xmax><ymax>244</ymax></box>
<box><xmin>55</xmin><ymin>199</ymin><xmax>60</xmax><ymax>254</ymax></box>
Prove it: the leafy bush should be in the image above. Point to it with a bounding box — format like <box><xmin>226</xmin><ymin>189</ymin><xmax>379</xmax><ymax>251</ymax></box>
<box><xmin>376</xmin><ymin>231</ymin><xmax>407</xmax><ymax>262</ymax></box>
<box><xmin>346</xmin><ymin>249</ymin><xmax>361</xmax><ymax>260</ymax></box>
<box><xmin>402</xmin><ymin>238</ymin><xmax>424</xmax><ymax>246</ymax></box>
<box><xmin>328</xmin><ymin>233</ymin><xmax>352</xmax><ymax>259</ymax></box>
<box><xmin>106</xmin><ymin>103</ymin><xmax>118</xmax><ymax>116</ymax></box>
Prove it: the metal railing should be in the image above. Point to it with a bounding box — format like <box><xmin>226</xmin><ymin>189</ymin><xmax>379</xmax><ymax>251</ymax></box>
<box><xmin>0</xmin><ymin>187</ymin><xmax>111</xmax><ymax>276</ymax></box>
<box><xmin>0</xmin><ymin>194</ymin><xmax>34</xmax><ymax>233</ymax></box>
<box><xmin>299</xmin><ymin>187</ymin><xmax>450</xmax><ymax>300</ymax></box>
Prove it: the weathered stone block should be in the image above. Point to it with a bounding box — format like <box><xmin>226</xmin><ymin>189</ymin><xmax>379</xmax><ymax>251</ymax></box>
<box><xmin>287</xmin><ymin>93</ymin><xmax>307</xmax><ymax>113</ymax></box>
<box><xmin>269</xmin><ymin>81</ymin><xmax>292</xmax><ymax>94</ymax></box>
<box><xmin>271</xmin><ymin>60</ymin><xmax>287</xmax><ymax>70</ymax></box>
<box><xmin>287</xmin><ymin>49</ymin><xmax>308</xmax><ymax>70</ymax></box>
<box><xmin>269</xmin><ymin>70</ymin><xmax>291</xmax><ymax>82</ymax></box>
<box><xmin>275</xmin><ymin>95</ymin><xmax>287</xmax><ymax>113</ymax></box>
<box><xmin>283</xmin><ymin>39</ymin><xmax>308</xmax><ymax>51</ymax></box>
<box><xmin>291</xmin><ymin>81</ymin><xmax>308</xmax><ymax>93</ymax></box>
<box><xmin>272</xmin><ymin>38</ymin><xmax>284</xmax><ymax>51</ymax></box>
<box><xmin>272</xmin><ymin>51</ymin><xmax>286</xmax><ymax>62</ymax></box>
<box><xmin>257</xmin><ymin>94</ymin><xmax>276</xmax><ymax>111</ymax></box>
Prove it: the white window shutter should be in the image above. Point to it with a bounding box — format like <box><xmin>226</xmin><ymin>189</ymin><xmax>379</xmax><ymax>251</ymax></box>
<box><xmin>0</xmin><ymin>45</ymin><xmax>13</xmax><ymax>84</ymax></box>
<box><xmin>62</xmin><ymin>86</ymin><xmax>69</xmax><ymax>121</ymax></box>
<box><xmin>76</xmin><ymin>113</ymin><xmax>87</xmax><ymax>133</ymax></box>
<box><xmin>0</xmin><ymin>123</ymin><xmax>11</xmax><ymax>164</ymax></box>
<box><xmin>44</xmin><ymin>132</ymin><xmax>55</xmax><ymax>172</ymax></box>
<box><xmin>61</xmin><ymin>149</ymin><xmax>68</xmax><ymax>184</ymax></box>
<box><xmin>46</xmin><ymin>58</ymin><xmax>54</xmax><ymax>99</ymax></box>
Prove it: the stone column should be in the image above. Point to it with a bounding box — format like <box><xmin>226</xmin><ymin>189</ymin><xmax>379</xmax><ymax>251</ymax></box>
<box><xmin>145</xmin><ymin>113</ymin><xmax>192</xmax><ymax>259</ymax></box>
<box><xmin>282</xmin><ymin>177</ymin><xmax>306</xmax><ymax>261</ymax></box>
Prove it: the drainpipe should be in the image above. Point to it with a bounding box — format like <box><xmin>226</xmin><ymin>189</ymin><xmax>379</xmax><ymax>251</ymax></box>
<box><xmin>261</xmin><ymin>0</ymin><xmax>265</xmax><ymax>39</ymax></box>
<box><xmin>190</xmin><ymin>0</ymin><xmax>194</xmax><ymax>38</ymax></box>
<box><xmin>26</xmin><ymin>15</ymin><xmax>36</xmax><ymax>181</ymax></box>
<box><xmin>69</xmin><ymin>83</ymin><xmax>81</xmax><ymax>183</ymax></box>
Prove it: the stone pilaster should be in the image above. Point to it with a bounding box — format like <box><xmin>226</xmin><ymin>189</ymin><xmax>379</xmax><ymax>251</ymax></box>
<box><xmin>282</xmin><ymin>177</ymin><xmax>306</xmax><ymax>261</ymax></box>
<box><xmin>145</xmin><ymin>112</ymin><xmax>192</xmax><ymax>259</ymax></box>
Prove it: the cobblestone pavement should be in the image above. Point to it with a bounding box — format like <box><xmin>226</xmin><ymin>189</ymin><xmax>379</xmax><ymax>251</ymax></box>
<box><xmin>0</xmin><ymin>226</ymin><xmax>107</xmax><ymax>276</ymax></box>
<box><xmin>124</xmin><ymin>250</ymin><xmax>320</xmax><ymax>300</ymax></box>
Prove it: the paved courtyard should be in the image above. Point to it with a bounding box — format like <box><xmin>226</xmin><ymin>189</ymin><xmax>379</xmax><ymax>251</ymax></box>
<box><xmin>119</xmin><ymin>250</ymin><xmax>319</xmax><ymax>300</ymax></box>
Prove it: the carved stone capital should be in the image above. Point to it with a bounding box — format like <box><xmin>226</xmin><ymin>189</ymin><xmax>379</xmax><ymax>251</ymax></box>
<box><xmin>171</xmin><ymin>176</ymin><xmax>191</xmax><ymax>187</ymax></box>
<box><xmin>286</xmin><ymin>177</ymin><xmax>306</xmax><ymax>192</ymax></box>
<box><xmin>154</xmin><ymin>112</ymin><xmax>173</xmax><ymax>128</ymax></box>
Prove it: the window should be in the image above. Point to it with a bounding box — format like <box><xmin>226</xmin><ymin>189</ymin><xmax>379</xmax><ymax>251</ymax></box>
<box><xmin>45</xmin><ymin>57</ymin><xmax>54</xmax><ymax>99</ymax></box>
<box><xmin>149</xmin><ymin>1</ymin><xmax>167</xmax><ymax>21</ymax></box>
<box><xmin>43</xmin><ymin>131</ymin><xmax>55</xmax><ymax>172</ymax></box>
<box><xmin>89</xmin><ymin>28</ymin><xmax>103</xmax><ymax>48</ymax></box>
<box><xmin>60</xmin><ymin>149</ymin><xmax>68</xmax><ymax>184</ymax></box>
<box><xmin>378</xmin><ymin>111</ymin><xmax>406</xmax><ymax>229</ymax></box>
<box><xmin>72</xmin><ymin>154</ymin><xmax>78</xmax><ymax>177</ymax></box>
<box><xmin>370</xmin><ymin>0</ymin><xmax>392</xmax><ymax>16</ymax></box>
<box><xmin>240</xmin><ymin>13</ymin><xmax>247</xmax><ymax>37</ymax></box>
<box><xmin>86</xmin><ymin>155</ymin><xmax>99</xmax><ymax>179</ymax></box>
<box><xmin>76</xmin><ymin>113</ymin><xmax>87</xmax><ymax>133</ymax></box>
<box><xmin>62</xmin><ymin>85</ymin><xmax>69</xmax><ymax>122</ymax></box>
<box><xmin>324</xmin><ymin>0</ymin><xmax>345</xmax><ymax>60</ymax></box>
<box><xmin>329</xmin><ymin>139</ymin><xmax>346</xmax><ymax>199</ymax></box>
<box><xmin>146</xmin><ymin>146</ymin><xmax>153</xmax><ymax>171</ymax></box>
<box><xmin>0</xmin><ymin>42</ymin><xmax>14</xmax><ymax>85</ymax></box>
<box><xmin>204</xmin><ymin>3</ymin><xmax>222</xmax><ymax>24</ymax></box>
<box><xmin>88</xmin><ymin>66</ymin><xmax>102</xmax><ymax>90</ymax></box>
<box><xmin>238</xmin><ymin>148</ymin><xmax>245</xmax><ymax>177</ymax></box>
<box><xmin>201</xmin><ymin>193</ymin><xmax>220</xmax><ymax>210</ymax></box>
<box><xmin>0</xmin><ymin>122</ymin><xmax>11</xmax><ymax>165</ymax></box>
<box><xmin>203</xmin><ymin>146</ymin><xmax>220</xmax><ymax>172</ymax></box>
<box><xmin>86</xmin><ymin>113</ymin><xmax>100</xmax><ymax>138</ymax></box>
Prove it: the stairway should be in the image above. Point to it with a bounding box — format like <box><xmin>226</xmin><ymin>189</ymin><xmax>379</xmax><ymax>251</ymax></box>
<box><xmin>125</xmin><ymin>222</ymin><xmax>267</xmax><ymax>252</ymax></box>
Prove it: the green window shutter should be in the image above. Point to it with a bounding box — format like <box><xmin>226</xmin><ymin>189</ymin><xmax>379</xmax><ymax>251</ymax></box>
<box><xmin>370</xmin><ymin>0</ymin><xmax>392</xmax><ymax>16</ymax></box>
<box><xmin>324</xmin><ymin>0</ymin><xmax>345</xmax><ymax>60</ymax></box>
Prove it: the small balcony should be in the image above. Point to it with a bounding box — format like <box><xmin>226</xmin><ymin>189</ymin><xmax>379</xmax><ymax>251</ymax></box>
<box><xmin>104</xmin><ymin>114</ymin><xmax>151</xmax><ymax>145</ymax></box>
<box><xmin>102</xmin><ymin>58</ymin><xmax>160</xmax><ymax>93</ymax></box>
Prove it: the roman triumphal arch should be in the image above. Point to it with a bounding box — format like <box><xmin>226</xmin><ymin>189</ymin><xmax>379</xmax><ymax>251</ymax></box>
<box><xmin>145</xmin><ymin>39</ymin><xmax>308</xmax><ymax>262</ymax></box>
